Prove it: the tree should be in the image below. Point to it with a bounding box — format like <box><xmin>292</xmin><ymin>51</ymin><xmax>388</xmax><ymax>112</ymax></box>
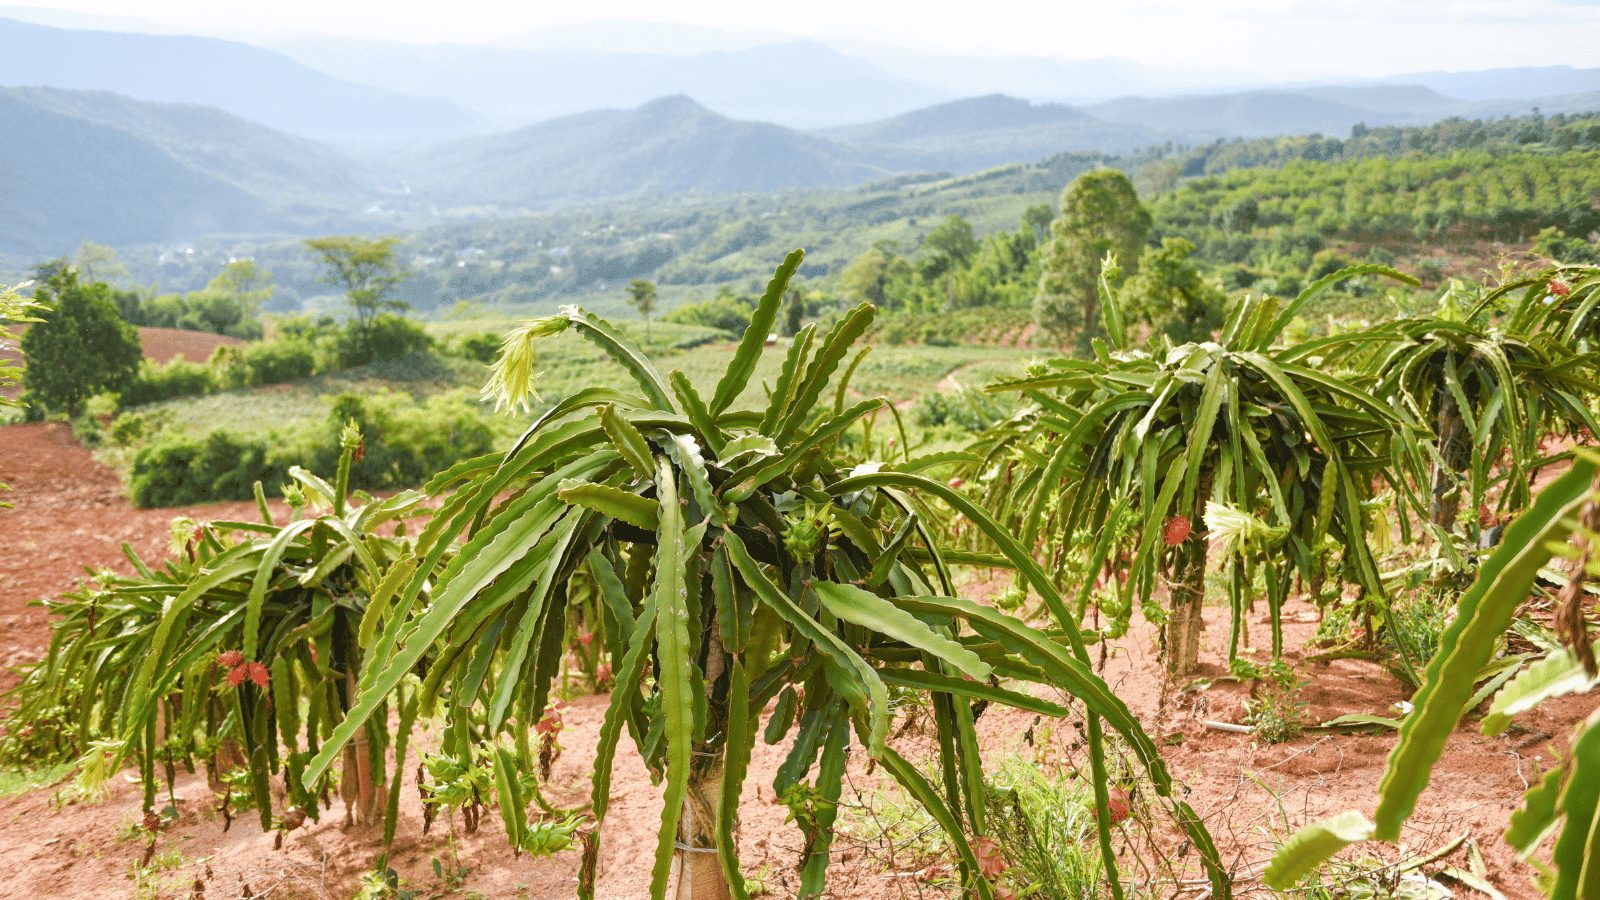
<box><xmin>72</xmin><ymin>241</ymin><xmax>129</xmax><ymax>284</ymax></box>
<box><xmin>20</xmin><ymin>266</ymin><xmax>141</xmax><ymax>416</ymax></box>
<box><xmin>303</xmin><ymin>236</ymin><xmax>410</xmax><ymax>364</ymax></box>
<box><xmin>305</xmin><ymin>252</ymin><xmax>1228</xmax><ymax>900</ymax></box>
<box><xmin>839</xmin><ymin>246</ymin><xmax>890</xmax><ymax>308</ymax></box>
<box><xmin>196</xmin><ymin>259</ymin><xmax>273</xmax><ymax>336</ymax></box>
<box><xmin>627</xmin><ymin>278</ymin><xmax>658</xmax><ymax>340</ymax></box>
<box><xmin>781</xmin><ymin>285</ymin><xmax>804</xmax><ymax>336</ymax></box>
<box><xmin>1121</xmin><ymin>237</ymin><xmax>1226</xmax><ymax>344</ymax></box>
<box><xmin>919</xmin><ymin>214</ymin><xmax>979</xmax><ymax>281</ymax></box>
<box><xmin>1034</xmin><ymin>169</ymin><xmax>1151</xmax><ymax>351</ymax></box>
<box><xmin>1023</xmin><ymin>203</ymin><xmax>1054</xmax><ymax>245</ymax></box>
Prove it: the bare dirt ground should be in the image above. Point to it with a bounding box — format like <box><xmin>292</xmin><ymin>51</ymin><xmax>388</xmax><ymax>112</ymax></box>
<box><xmin>1</xmin><ymin>326</ymin><xmax>246</xmax><ymax>402</ymax></box>
<box><xmin>0</xmin><ymin>420</ymin><xmax>1594</xmax><ymax>900</ymax></box>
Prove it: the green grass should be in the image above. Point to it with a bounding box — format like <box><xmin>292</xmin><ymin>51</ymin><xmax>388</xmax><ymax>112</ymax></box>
<box><xmin>0</xmin><ymin>760</ymin><xmax>77</xmax><ymax>798</ymax></box>
<box><xmin>96</xmin><ymin>337</ymin><xmax>1025</xmax><ymax>491</ymax></box>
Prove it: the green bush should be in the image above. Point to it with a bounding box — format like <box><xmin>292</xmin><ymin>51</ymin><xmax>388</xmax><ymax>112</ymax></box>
<box><xmin>662</xmin><ymin>293</ymin><xmax>754</xmax><ymax>336</ymax></box>
<box><xmin>121</xmin><ymin>357</ymin><xmax>217</xmax><ymax>407</ymax></box>
<box><xmin>321</xmin><ymin>392</ymin><xmax>496</xmax><ymax>490</ymax></box>
<box><xmin>910</xmin><ymin>386</ymin><xmax>1012</xmax><ymax>433</ymax></box>
<box><xmin>453</xmin><ymin>332</ymin><xmax>502</xmax><ymax>364</ymax></box>
<box><xmin>1310</xmin><ymin>250</ymin><xmax>1354</xmax><ymax>279</ymax></box>
<box><xmin>130</xmin><ymin>429</ymin><xmax>285</xmax><ymax>507</ymax></box>
<box><xmin>334</xmin><ymin>313</ymin><xmax>434</xmax><ymax>368</ymax></box>
<box><xmin>126</xmin><ymin>390</ymin><xmax>497</xmax><ymax>507</ymax></box>
<box><xmin>213</xmin><ymin>339</ymin><xmax>316</xmax><ymax>389</ymax></box>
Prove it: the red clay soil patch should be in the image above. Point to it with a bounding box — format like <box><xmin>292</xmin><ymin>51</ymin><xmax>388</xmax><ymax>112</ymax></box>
<box><xmin>1</xmin><ymin>324</ymin><xmax>245</xmax><ymax>381</ymax></box>
<box><xmin>0</xmin><ymin>424</ymin><xmax>1594</xmax><ymax>899</ymax></box>
<box><xmin>133</xmin><ymin>327</ymin><xmax>246</xmax><ymax>365</ymax></box>
<box><xmin>0</xmin><ymin>422</ymin><xmax>286</xmax><ymax>690</ymax></box>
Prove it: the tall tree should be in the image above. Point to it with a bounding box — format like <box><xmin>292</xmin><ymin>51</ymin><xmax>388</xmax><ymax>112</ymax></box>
<box><xmin>20</xmin><ymin>267</ymin><xmax>141</xmax><ymax>416</ymax></box>
<box><xmin>839</xmin><ymin>246</ymin><xmax>890</xmax><ymax>308</ymax></box>
<box><xmin>919</xmin><ymin>214</ymin><xmax>979</xmax><ymax>279</ymax></box>
<box><xmin>71</xmin><ymin>241</ymin><xmax>129</xmax><ymax>285</ymax></box>
<box><xmin>627</xmin><ymin>278</ymin><xmax>658</xmax><ymax>340</ymax></box>
<box><xmin>1034</xmin><ymin>169</ymin><xmax>1151</xmax><ymax>351</ymax></box>
<box><xmin>303</xmin><ymin>236</ymin><xmax>410</xmax><ymax>361</ymax></box>
<box><xmin>1023</xmin><ymin>203</ymin><xmax>1055</xmax><ymax>245</ymax></box>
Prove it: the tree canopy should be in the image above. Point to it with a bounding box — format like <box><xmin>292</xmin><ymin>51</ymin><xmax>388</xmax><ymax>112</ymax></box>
<box><xmin>304</xmin><ymin>235</ymin><xmax>410</xmax><ymax>363</ymax></box>
<box><xmin>1034</xmin><ymin>169</ymin><xmax>1151</xmax><ymax>349</ymax></box>
<box><xmin>20</xmin><ymin>266</ymin><xmax>141</xmax><ymax>416</ymax></box>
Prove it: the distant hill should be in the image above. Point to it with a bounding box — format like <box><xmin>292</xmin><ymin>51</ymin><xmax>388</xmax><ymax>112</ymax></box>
<box><xmin>1296</xmin><ymin>85</ymin><xmax>1458</xmax><ymax>115</ymax></box>
<box><xmin>817</xmin><ymin>94</ymin><xmax>1207</xmax><ymax>169</ymax></box>
<box><xmin>0</xmin><ymin>86</ymin><xmax>396</xmax><ymax>259</ymax></box>
<box><xmin>1088</xmin><ymin>86</ymin><xmax>1470</xmax><ymax>138</ymax></box>
<box><xmin>270</xmin><ymin>37</ymin><xmax>953</xmax><ymax>131</ymax></box>
<box><xmin>0</xmin><ymin>18</ymin><xmax>482</xmax><ymax>147</ymax></box>
<box><xmin>1364</xmin><ymin>66</ymin><xmax>1600</xmax><ymax>102</ymax></box>
<box><xmin>1088</xmin><ymin>82</ymin><xmax>1600</xmax><ymax>139</ymax></box>
<box><xmin>4</xmin><ymin>86</ymin><xmax>374</xmax><ymax>201</ymax></box>
<box><xmin>399</xmin><ymin>96</ymin><xmax>924</xmax><ymax>209</ymax></box>
<box><xmin>0</xmin><ymin>91</ymin><xmax>263</xmax><ymax>258</ymax></box>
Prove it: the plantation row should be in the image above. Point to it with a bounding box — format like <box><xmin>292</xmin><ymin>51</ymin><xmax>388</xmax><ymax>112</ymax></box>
<box><xmin>1152</xmin><ymin>149</ymin><xmax>1600</xmax><ymax>244</ymax></box>
<box><xmin>3</xmin><ymin>250</ymin><xmax>1599</xmax><ymax>897</ymax></box>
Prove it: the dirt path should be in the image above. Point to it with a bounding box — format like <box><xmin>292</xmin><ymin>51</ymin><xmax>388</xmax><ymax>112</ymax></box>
<box><xmin>890</xmin><ymin>358</ymin><xmax>1019</xmax><ymax>411</ymax></box>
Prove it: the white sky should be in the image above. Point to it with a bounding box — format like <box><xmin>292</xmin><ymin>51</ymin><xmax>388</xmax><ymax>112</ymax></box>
<box><xmin>10</xmin><ymin>0</ymin><xmax>1600</xmax><ymax>75</ymax></box>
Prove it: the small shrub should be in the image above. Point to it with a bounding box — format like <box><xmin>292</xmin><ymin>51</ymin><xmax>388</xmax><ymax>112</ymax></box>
<box><xmin>909</xmin><ymin>387</ymin><xmax>1011</xmax><ymax>433</ymax></box>
<box><xmin>212</xmin><ymin>340</ymin><xmax>316</xmax><ymax>389</ymax></box>
<box><xmin>129</xmin><ymin>429</ymin><xmax>283</xmax><ymax>507</ymax></box>
<box><xmin>1413</xmin><ymin>259</ymin><xmax>1447</xmax><ymax>283</ymax></box>
<box><xmin>1242</xmin><ymin>673</ymin><xmax>1309</xmax><ymax>743</ymax></box>
<box><xmin>1264</xmin><ymin>274</ymin><xmax>1303</xmax><ymax>298</ymax></box>
<box><xmin>454</xmin><ymin>332</ymin><xmax>501</xmax><ymax>364</ymax></box>
<box><xmin>322</xmin><ymin>392</ymin><xmax>496</xmax><ymax>490</ymax></box>
<box><xmin>1222</xmin><ymin>266</ymin><xmax>1261</xmax><ymax>290</ymax></box>
<box><xmin>982</xmin><ymin>754</ymin><xmax>1105</xmax><ymax>896</ymax></box>
<box><xmin>334</xmin><ymin>314</ymin><xmax>434</xmax><ymax>368</ymax></box>
<box><xmin>121</xmin><ymin>358</ymin><xmax>217</xmax><ymax>407</ymax></box>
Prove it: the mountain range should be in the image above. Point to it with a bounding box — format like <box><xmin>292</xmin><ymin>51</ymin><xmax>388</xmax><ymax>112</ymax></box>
<box><xmin>0</xmin><ymin>85</ymin><xmax>406</xmax><ymax>259</ymax></box>
<box><xmin>3</xmin><ymin>15</ymin><xmax>1600</xmax><ymax>267</ymax></box>
<box><xmin>0</xmin><ymin>17</ymin><xmax>480</xmax><ymax>147</ymax></box>
<box><xmin>5</xmin><ymin>14</ymin><xmax>1599</xmax><ymax>149</ymax></box>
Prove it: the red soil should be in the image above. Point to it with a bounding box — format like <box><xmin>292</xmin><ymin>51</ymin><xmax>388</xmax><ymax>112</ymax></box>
<box><xmin>1</xmin><ymin>326</ymin><xmax>245</xmax><ymax>401</ymax></box>
<box><xmin>0</xmin><ymin>421</ymin><xmax>1593</xmax><ymax>900</ymax></box>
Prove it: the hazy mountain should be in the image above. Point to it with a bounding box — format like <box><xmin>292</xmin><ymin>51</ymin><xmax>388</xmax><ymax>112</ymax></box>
<box><xmin>498</xmin><ymin>21</ymin><xmax>793</xmax><ymax>54</ymax></box>
<box><xmin>818</xmin><ymin>94</ymin><xmax>1207</xmax><ymax>168</ymax></box>
<box><xmin>1457</xmin><ymin>90</ymin><xmax>1600</xmax><ymax>121</ymax></box>
<box><xmin>398</xmin><ymin>96</ymin><xmax>922</xmax><ymax>210</ymax></box>
<box><xmin>824</xmin><ymin>43</ymin><xmax>1311</xmax><ymax>104</ymax></box>
<box><xmin>0</xmin><ymin>91</ymin><xmax>262</xmax><ymax>258</ymax></box>
<box><xmin>5</xmin><ymin>86</ymin><xmax>375</xmax><ymax>201</ymax></box>
<box><xmin>0</xmin><ymin>86</ymin><xmax>406</xmax><ymax>259</ymax></box>
<box><xmin>1087</xmin><ymin>82</ymin><xmax>1600</xmax><ymax>139</ymax></box>
<box><xmin>1296</xmin><ymin>85</ymin><xmax>1458</xmax><ymax>115</ymax></box>
<box><xmin>1363</xmin><ymin>66</ymin><xmax>1600</xmax><ymax>102</ymax></box>
<box><xmin>271</xmin><ymin>37</ymin><xmax>953</xmax><ymax>131</ymax></box>
<box><xmin>1087</xmin><ymin>86</ymin><xmax>1472</xmax><ymax>138</ymax></box>
<box><xmin>0</xmin><ymin>18</ymin><xmax>482</xmax><ymax>147</ymax></box>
